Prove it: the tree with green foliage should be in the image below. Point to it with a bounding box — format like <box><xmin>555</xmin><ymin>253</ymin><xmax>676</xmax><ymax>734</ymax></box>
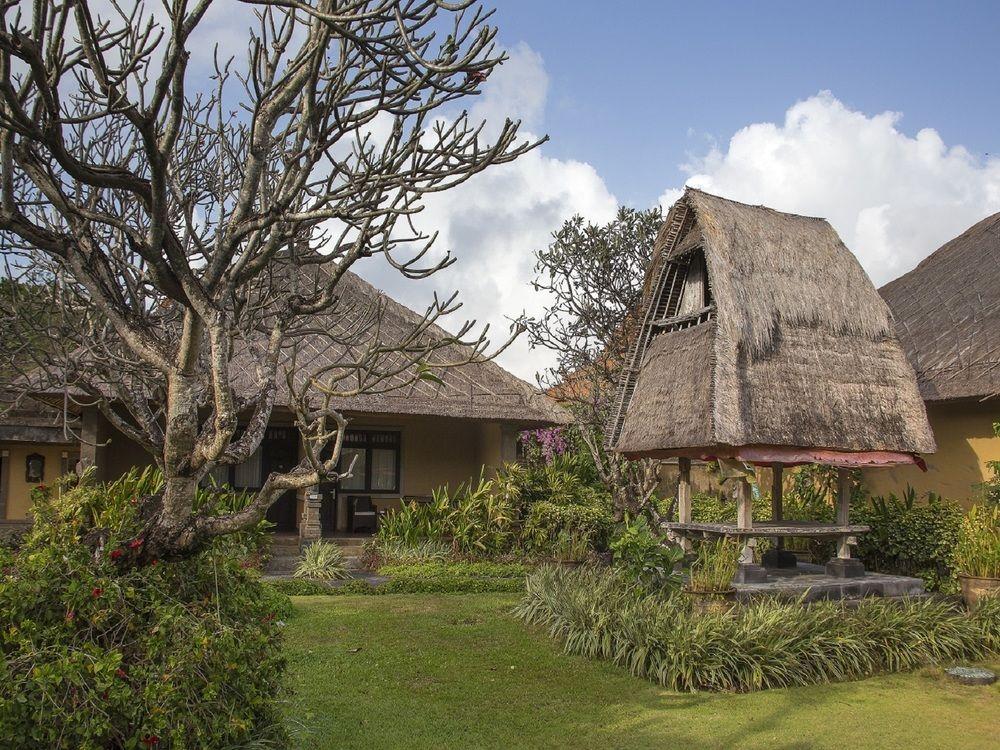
<box><xmin>524</xmin><ymin>207</ymin><xmax>665</xmax><ymax>521</ymax></box>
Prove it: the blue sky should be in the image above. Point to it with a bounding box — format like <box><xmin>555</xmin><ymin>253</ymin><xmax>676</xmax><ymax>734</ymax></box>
<box><xmin>165</xmin><ymin>1</ymin><xmax>1000</xmax><ymax>380</ymax></box>
<box><xmin>491</xmin><ymin>1</ymin><xmax>1000</xmax><ymax>207</ymax></box>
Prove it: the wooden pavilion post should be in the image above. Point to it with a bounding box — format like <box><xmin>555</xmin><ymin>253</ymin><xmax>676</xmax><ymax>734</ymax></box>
<box><xmin>677</xmin><ymin>457</ymin><xmax>692</xmax><ymax>553</ymax></box>
<box><xmin>733</xmin><ymin>475</ymin><xmax>767</xmax><ymax>583</ymax></box>
<box><xmin>825</xmin><ymin>468</ymin><xmax>864</xmax><ymax>578</ymax></box>
<box><xmin>763</xmin><ymin>463</ymin><xmax>797</xmax><ymax>569</ymax></box>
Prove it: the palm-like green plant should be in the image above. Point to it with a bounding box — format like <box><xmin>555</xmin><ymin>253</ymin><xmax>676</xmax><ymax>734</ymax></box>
<box><xmin>954</xmin><ymin>504</ymin><xmax>1000</xmax><ymax>578</ymax></box>
<box><xmin>293</xmin><ymin>540</ymin><xmax>350</xmax><ymax>580</ymax></box>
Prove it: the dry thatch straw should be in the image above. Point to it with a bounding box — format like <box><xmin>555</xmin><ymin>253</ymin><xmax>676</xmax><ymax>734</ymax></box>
<box><xmin>880</xmin><ymin>211</ymin><xmax>1000</xmax><ymax>402</ymax></box>
<box><xmin>613</xmin><ymin>188</ymin><xmax>935</xmax><ymax>459</ymax></box>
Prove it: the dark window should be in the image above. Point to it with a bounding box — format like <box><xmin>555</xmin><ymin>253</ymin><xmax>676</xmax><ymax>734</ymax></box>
<box><xmin>338</xmin><ymin>430</ymin><xmax>401</xmax><ymax>493</ymax></box>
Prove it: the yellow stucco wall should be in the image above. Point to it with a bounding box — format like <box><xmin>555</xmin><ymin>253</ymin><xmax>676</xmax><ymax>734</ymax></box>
<box><xmin>2</xmin><ymin>413</ymin><xmax>521</xmax><ymax>527</ymax></box>
<box><xmin>863</xmin><ymin>400</ymin><xmax>1000</xmax><ymax>507</ymax></box>
<box><xmin>1</xmin><ymin>442</ymin><xmax>76</xmax><ymax>520</ymax></box>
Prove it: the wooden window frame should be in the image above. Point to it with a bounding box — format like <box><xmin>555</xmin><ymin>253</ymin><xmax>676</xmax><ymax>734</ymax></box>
<box><xmin>338</xmin><ymin>430</ymin><xmax>401</xmax><ymax>494</ymax></box>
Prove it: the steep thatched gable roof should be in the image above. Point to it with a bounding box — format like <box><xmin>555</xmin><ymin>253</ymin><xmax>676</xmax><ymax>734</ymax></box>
<box><xmin>879</xmin><ymin>211</ymin><xmax>1000</xmax><ymax>402</ymax></box>
<box><xmin>612</xmin><ymin>188</ymin><xmax>935</xmax><ymax>458</ymax></box>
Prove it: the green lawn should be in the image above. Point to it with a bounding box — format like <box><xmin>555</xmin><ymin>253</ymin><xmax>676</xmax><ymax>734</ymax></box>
<box><xmin>283</xmin><ymin>594</ymin><xmax>999</xmax><ymax>750</ymax></box>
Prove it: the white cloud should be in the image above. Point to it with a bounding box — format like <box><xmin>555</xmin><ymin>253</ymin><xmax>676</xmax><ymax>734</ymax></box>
<box><xmin>358</xmin><ymin>45</ymin><xmax>618</xmax><ymax>383</ymax></box>
<box><xmin>659</xmin><ymin>91</ymin><xmax>1000</xmax><ymax>285</ymax></box>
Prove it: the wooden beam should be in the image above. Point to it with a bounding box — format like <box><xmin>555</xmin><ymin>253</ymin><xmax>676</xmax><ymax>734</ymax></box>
<box><xmin>771</xmin><ymin>463</ymin><xmax>783</xmax><ymax>521</ymax></box>
<box><xmin>677</xmin><ymin>457</ymin><xmax>692</xmax><ymax>552</ymax></box>
<box><xmin>736</xmin><ymin>476</ymin><xmax>753</xmax><ymax>529</ymax></box>
<box><xmin>771</xmin><ymin>462</ymin><xmax>784</xmax><ymax>551</ymax></box>
<box><xmin>836</xmin><ymin>468</ymin><xmax>852</xmax><ymax>559</ymax></box>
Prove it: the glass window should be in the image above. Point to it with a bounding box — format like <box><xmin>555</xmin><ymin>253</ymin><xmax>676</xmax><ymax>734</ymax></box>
<box><xmin>339</xmin><ymin>446</ymin><xmax>367</xmax><ymax>490</ymax></box>
<box><xmin>370</xmin><ymin>448</ymin><xmax>396</xmax><ymax>491</ymax></box>
<box><xmin>233</xmin><ymin>447</ymin><xmax>262</xmax><ymax>489</ymax></box>
<box><xmin>336</xmin><ymin>431</ymin><xmax>399</xmax><ymax>492</ymax></box>
<box><xmin>202</xmin><ymin>464</ymin><xmax>231</xmax><ymax>488</ymax></box>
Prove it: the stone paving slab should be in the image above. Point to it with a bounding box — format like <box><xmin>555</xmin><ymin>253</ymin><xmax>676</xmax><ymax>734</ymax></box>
<box><xmin>733</xmin><ymin>562</ymin><xmax>926</xmax><ymax>602</ymax></box>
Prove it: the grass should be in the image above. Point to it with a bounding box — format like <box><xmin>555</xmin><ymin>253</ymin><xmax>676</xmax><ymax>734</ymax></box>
<box><xmin>282</xmin><ymin>594</ymin><xmax>999</xmax><ymax>749</ymax></box>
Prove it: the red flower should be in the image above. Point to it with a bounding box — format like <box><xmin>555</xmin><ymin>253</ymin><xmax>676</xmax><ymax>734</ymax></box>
<box><xmin>130</xmin><ymin>496</ymin><xmax>138</xmax><ymax>505</ymax></box>
<box><xmin>109</xmin><ymin>549</ymin><xmax>124</xmax><ymax>561</ymax></box>
<box><xmin>149</xmin><ymin>559</ymin><xmax>159</xmax><ymax>566</ymax></box>
<box><xmin>141</xmin><ymin>735</ymin><xmax>160</xmax><ymax>746</ymax></box>
<box><xmin>115</xmin><ymin>668</ymin><xmax>127</xmax><ymax>679</ymax></box>
<box><xmin>91</xmin><ymin>587</ymin><xmax>103</xmax><ymax>598</ymax></box>
<box><xmin>64</xmin><ymin>609</ymin><xmax>75</xmax><ymax>622</ymax></box>
<box><xmin>128</xmin><ymin>537</ymin><xmax>144</xmax><ymax>550</ymax></box>
<box><xmin>37</xmin><ymin>483</ymin><xmax>46</xmax><ymax>491</ymax></box>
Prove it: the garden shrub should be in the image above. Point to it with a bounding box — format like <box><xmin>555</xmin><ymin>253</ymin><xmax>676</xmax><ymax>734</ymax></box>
<box><xmin>294</xmin><ymin>539</ymin><xmax>351</xmax><ymax>580</ymax></box>
<box><xmin>522</xmin><ymin>501</ymin><xmax>613</xmax><ymax>555</ymax></box>
<box><xmin>852</xmin><ymin>489</ymin><xmax>963</xmax><ymax>591</ymax></box>
<box><xmin>516</xmin><ymin>565</ymin><xmax>998</xmax><ymax>693</ymax></box>
<box><xmin>0</xmin><ymin>469</ymin><xmax>288</xmax><ymax>749</ymax></box>
<box><xmin>375</xmin><ymin>472</ymin><xmax>517</xmax><ymax>556</ymax></box>
<box><xmin>609</xmin><ymin>515</ymin><xmax>683</xmax><ymax>593</ymax></box>
<box><xmin>953</xmin><ymin>503</ymin><xmax>1000</xmax><ymax>578</ymax></box>
<box><xmin>361</xmin><ymin>538</ymin><xmax>453</xmax><ymax>568</ymax></box>
<box><xmin>268</xmin><ymin>561</ymin><xmax>526</xmax><ymax>596</ymax></box>
<box><xmin>376</xmin><ymin>453</ymin><xmax>614</xmax><ymax>561</ymax></box>
<box><xmin>685</xmin><ymin>537</ymin><xmax>741</xmax><ymax>593</ymax></box>
<box><xmin>268</xmin><ymin>578</ymin><xmax>334</xmax><ymax>597</ymax></box>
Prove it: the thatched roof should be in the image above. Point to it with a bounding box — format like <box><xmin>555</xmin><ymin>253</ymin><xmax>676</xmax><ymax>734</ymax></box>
<box><xmin>879</xmin><ymin>211</ymin><xmax>1000</xmax><ymax>402</ymax></box>
<box><xmin>2</xmin><ymin>268</ymin><xmax>567</xmax><ymax>429</ymax></box>
<box><xmin>254</xmin><ymin>269</ymin><xmax>567</xmax><ymax>425</ymax></box>
<box><xmin>612</xmin><ymin>188</ymin><xmax>935</xmax><ymax>460</ymax></box>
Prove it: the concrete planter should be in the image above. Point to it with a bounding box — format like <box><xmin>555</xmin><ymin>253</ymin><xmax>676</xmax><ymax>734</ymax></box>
<box><xmin>685</xmin><ymin>588</ymin><xmax>736</xmax><ymax>615</ymax></box>
<box><xmin>958</xmin><ymin>573</ymin><xmax>1000</xmax><ymax>610</ymax></box>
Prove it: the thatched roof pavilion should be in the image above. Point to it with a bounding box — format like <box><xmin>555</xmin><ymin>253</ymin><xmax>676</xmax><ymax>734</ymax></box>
<box><xmin>610</xmin><ymin>189</ymin><xmax>935</xmax><ymax>580</ymax></box>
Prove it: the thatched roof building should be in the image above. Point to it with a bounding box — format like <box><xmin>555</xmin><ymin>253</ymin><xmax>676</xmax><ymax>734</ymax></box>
<box><xmin>610</xmin><ymin>188</ymin><xmax>935</xmax><ymax>466</ymax></box>
<box><xmin>879</xmin><ymin>210</ymin><xmax>1000</xmax><ymax>402</ymax></box>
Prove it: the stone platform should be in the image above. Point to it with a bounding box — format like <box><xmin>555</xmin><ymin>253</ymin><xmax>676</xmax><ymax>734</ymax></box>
<box><xmin>732</xmin><ymin>563</ymin><xmax>926</xmax><ymax>603</ymax></box>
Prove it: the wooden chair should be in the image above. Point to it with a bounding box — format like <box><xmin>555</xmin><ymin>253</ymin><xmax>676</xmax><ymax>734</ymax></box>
<box><xmin>349</xmin><ymin>495</ymin><xmax>377</xmax><ymax>533</ymax></box>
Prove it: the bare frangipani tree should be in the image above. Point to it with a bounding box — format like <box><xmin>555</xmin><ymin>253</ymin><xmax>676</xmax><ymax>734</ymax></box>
<box><xmin>0</xmin><ymin>0</ymin><xmax>541</xmax><ymax>559</ymax></box>
<box><xmin>524</xmin><ymin>207</ymin><xmax>665</xmax><ymax>521</ymax></box>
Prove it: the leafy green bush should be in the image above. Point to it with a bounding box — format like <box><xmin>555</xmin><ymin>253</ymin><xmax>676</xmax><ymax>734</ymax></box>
<box><xmin>609</xmin><ymin>515</ymin><xmax>683</xmax><ymax>593</ymax></box>
<box><xmin>268</xmin><ymin>578</ymin><xmax>334</xmax><ymax>596</ymax></box>
<box><xmin>852</xmin><ymin>489</ymin><xmax>963</xmax><ymax>591</ymax></box>
<box><xmin>685</xmin><ymin>537</ymin><xmax>741</xmax><ymax>593</ymax></box>
<box><xmin>376</xmin><ymin>472</ymin><xmax>517</xmax><ymax>555</ymax></box>
<box><xmin>376</xmin><ymin>458</ymin><xmax>614</xmax><ymax>561</ymax></box>
<box><xmin>690</xmin><ymin>491</ymin><xmax>771</xmax><ymax>524</ymax></box>
<box><xmin>954</xmin><ymin>504</ymin><xmax>1000</xmax><ymax>578</ymax></box>
<box><xmin>294</xmin><ymin>540</ymin><xmax>350</xmax><ymax>580</ymax></box>
<box><xmin>361</xmin><ymin>538</ymin><xmax>453</xmax><ymax>568</ymax></box>
<box><xmin>380</xmin><ymin>561</ymin><xmax>526</xmax><ymax>579</ymax></box>
<box><xmin>522</xmin><ymin>501</ymin><xmax>613</xmax><ymax>555</ymax></box>
<box><xmin>516</xmin><ymin>565</ymin><xmax>997</xmax><ymax>692</ymax></box>
<box><xmin>0</xmin><ymin>470</ymin><xmax>288</xmax><ymax>748</ymax></box>
<box><xmin>268</xmin><ymin>561</ymin><xmax>526</xmax><ymax>596</ymax></box>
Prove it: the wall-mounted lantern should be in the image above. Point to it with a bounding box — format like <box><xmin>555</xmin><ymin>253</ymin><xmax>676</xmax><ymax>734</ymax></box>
<box><xmin>25</xmin><ymin>453</ymin><xmax>44</xmax><ymax>483</ymax></box>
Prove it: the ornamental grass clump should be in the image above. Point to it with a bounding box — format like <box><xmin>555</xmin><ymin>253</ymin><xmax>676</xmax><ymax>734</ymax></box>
<box><xmin>954</xmin><ymin>504</ymin><xmax>1000</xmax><ymax>579</ymax></box>
<box><xmin>515</xmin><ymin>565</ymin><xmax>998</xmax><ymax>693</ymax></box>
<box><xmin>685</xmin><ymin>538</ymin><xmax>740</xmax><ymax>593</ymax></box>
<box><xmin>294</xmin><ymin>540</ymin><xmax>351</xmax><ymax>580</ymax></box>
